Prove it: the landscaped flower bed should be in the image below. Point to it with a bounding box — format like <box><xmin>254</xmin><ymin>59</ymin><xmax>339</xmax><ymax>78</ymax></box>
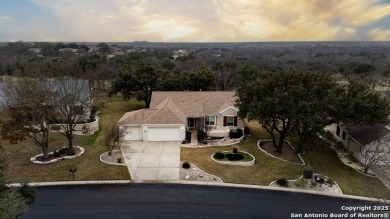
<box><xmin>211</xmin><ymin>150</ymin><xmax>255</xmax><ymax>166</ymax></box>
<box><xmin>270</xmin><ymin>174</ymin><xmax>342</xmax><ymax>194</ymax></box>
<box><xmin>31</xmin><ymin>146</ymin><xmax>85</xmax><ymax>164</ymax></box>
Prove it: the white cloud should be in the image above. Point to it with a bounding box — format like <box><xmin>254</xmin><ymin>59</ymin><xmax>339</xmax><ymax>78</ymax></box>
<box><xmin>368</xmin><ymin>28</ymin><xmax>390</xmax><ymax>41</ymax></box>
<box><xmin>3</xmin><ymin>0</ymin><xmax>388</xmax><ymax>41</ymax></box>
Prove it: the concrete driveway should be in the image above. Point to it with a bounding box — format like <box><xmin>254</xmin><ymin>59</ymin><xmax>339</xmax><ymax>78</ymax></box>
<box><xmin>121</xmin><ymin>141</ymin><xmax>180</xmax><ymax>181</ymax></box>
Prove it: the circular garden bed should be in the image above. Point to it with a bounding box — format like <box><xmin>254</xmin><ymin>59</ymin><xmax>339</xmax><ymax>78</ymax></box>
<box><xmin>31</xmin><ymin>146</ymin><xmax>85</xmax><ymax>164</ymax></box>
<box><xmin>211</xmin><ymin>149</ymin><xmax>255</xmax><ymax>166</ymax></box>
<box><xmin>100</xmin><ymin>150</ymin><xmax>126</xmax><ymax>166</ymax></box>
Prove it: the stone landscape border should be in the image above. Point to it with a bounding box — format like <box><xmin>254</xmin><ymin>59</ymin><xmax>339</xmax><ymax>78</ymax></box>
<box><xmin>197</xmin><ymin>135</ymin><xmax>245</xmax><ymax>147</ymax></box>
<box><xmin>31</xmin><ymin>146</ymin><xmax>85</xmax><ymax>164</ymax></box>
<box><xmin>268</xmin><ymin>174</ymin><xmax>343</xmax><ymax>194</ymax></box>
<box><xmin>180</xmin><ymin>162</ymin><xmax>223</xmax><ymax>183</ymax></box>
<box><xmin>99</xmin><ymin>150</ymin><xmax>126</xmax><ymax>166</ymax></box>
<box><xmin>210</xmin><ymin>150</ymin><xmax>255</xmax><ymax>166</ymax></box>
<box><xmin>49</xmin><ymin>115</ymin><xmax>100</xmax><ymax>136</ymax></box>
<box><xmin>257</xmin><ymin>140</ymin><xmax>305</xmax><ymax>165</ymax></box>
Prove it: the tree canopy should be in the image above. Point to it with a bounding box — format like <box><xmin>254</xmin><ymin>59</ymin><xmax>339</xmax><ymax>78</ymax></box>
<box><xmin>236</xmin><ymin>69</ymin><xmax>390</xmax><ymax>153</ymax></box>
<box><xmin>109</xmin><ymin>62</ymin><xmax>160</xmax><ymax>108</ymax></box>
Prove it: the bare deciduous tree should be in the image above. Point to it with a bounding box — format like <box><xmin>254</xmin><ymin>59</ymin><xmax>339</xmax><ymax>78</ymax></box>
<box><xmin>0</xmin><ymin>77</ymin><xmax>56</xmax><ymax>159</ymax></box>
<box><xmin>361</xmin><ymin>135</ymin><xmax>390</xmax><ymax>173</ymax></box>
<box><xmin>104</xmin><ymin>124</ymin><xmax>119</xmax><ymax>155</ymax></box>
<box><xmin>51</xmin><ymin>78</ymin><xmax>91</xmax><ymax>152</ymax></box>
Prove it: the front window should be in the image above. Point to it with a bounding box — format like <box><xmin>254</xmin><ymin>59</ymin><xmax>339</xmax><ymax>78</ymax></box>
<box><xmin>336</xmin><ymin>126</ymin><xmax>340</xmax><ymax>136</ymax></box>
<box><xmin>205</xmin><ymin>115</ymin><xmax>216</xmax><ymax>126</ymax></box>
<box><xmin>225</xmin><ymin>116</ymin><xmax>237</xmax><ymax>126</ymax></box>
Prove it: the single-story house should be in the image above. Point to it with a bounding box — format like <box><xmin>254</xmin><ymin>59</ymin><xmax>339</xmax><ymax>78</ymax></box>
<box><xmin>0</xmin><ymin>78</ymin><xmax>93</xmax><ymax>122</ymax></box>
<box><xmin>326</xmin><ymin>123</ymin><xmax>390</xmax><ymax>164</ymax></box>
<box><xmin>117</xmin><ymin>91</ymin><xmax>245</xmax><ymax>142</ymax></box>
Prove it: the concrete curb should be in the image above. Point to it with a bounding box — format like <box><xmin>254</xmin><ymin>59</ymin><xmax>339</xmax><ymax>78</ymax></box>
<box><xmin>6</xmin><ymin>180</ymin><xmax>387</xmax><ymax>202</ymax></box>
<box><xmin>7</xmin><ymin>180</ymin><xmax>132</xmax><ymax>187</ymax></box>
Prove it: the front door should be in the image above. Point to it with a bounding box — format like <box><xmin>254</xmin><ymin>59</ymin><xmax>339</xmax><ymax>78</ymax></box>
<box><xmin>187</xmin><ymin>118</ymin><xmax>196</xmax><ymax>128</ymax></box>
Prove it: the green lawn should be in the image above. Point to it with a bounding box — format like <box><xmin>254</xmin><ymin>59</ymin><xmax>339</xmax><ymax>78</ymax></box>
<box><xmin>182</xmin><ymin>121</ymin><xmax>390</xmax><ymax>199</ymax></box>
<box><xmin>2</xmin><ymin>93</ymin><xmax>144</xmax><ymax>183</ymax></box>
<box><xmin>182</xmin><ymin>122</ymin><xmax>302</xmax><ymax>185</ymax></box>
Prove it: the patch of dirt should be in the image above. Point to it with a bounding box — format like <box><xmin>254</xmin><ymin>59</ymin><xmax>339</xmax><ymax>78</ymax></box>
<box><xmin>270</xmin><ymin>175</ymin><xmax>342</xmax><ymax>194</ymax></box>
<box><xmin>35</xmin><ymin>147</ymin><xmax>82</xmax><ymax>162</ymax></box>
<box><xmin>180</xmin><ymin>162</ymin><xmax>223</xmax><ymax>183</ymax></box>
<box><xmin>259</xmin><ymin>140</ymin><xmax>304</xmax><ymax>164</ymax></box>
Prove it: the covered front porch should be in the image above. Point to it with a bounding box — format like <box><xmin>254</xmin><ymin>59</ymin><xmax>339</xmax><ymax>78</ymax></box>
<box><xmin>186</xmin><ymin>117</ymin><xmax>230</xmax><ymax>138</ymax></box>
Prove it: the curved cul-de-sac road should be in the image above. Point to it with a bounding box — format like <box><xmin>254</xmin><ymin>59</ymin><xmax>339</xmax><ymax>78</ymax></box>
<box><xmin>24</xmin><ymin>184</ymin><xmax>387</xmax><ymax>219</ymax></box>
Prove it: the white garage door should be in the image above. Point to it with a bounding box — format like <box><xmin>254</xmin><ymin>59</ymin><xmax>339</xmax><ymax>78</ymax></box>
<box><xmin>123</xmin><ymin>126</ymin><xmax>142</xmax><ymax>141</ymax></box>
<box><xmin>147</xmin><ymin>127</ymin><xmax>181</xmax><ymax>141</ymax></box>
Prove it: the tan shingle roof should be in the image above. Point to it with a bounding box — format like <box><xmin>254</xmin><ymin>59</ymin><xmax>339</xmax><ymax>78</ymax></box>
<box><xmin>117</xmin><ymin>109</ymin><xmax>157</xmax><ymax>124</ymax></box>
<box><xmin>150</xmin><ymin>91</ymin><xmax>236</xmax><ymax>117</ymax></box>
<box><xmin>117</xmin><ymin>91</ymin><xmax>236</xmax><ymax>125</ymax></box>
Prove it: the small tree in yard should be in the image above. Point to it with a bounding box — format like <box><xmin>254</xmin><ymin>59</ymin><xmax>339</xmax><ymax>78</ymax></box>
<box><xmin>0</xmin><ymin>78</ymin><xmax>56</xmax><ymax>159</ymax></box>
<box><xmin>361</xmin><ymin>135</ymin><xmax>390</xmax><ymax>173</ymax></box>
<box><xmin>104</xmin><ymin>124</ymin><xmax>119</xmax><ymax>155</ymax></box>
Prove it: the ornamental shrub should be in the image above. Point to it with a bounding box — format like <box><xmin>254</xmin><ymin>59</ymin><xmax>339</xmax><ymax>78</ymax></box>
<box><xmin>53</xmin><ymin>150</ymin><xmax>61</xmax><ymax>158</ymax></box>
<box><xmin>58</xmin><ymin>148</ymin><xmax>68</xmax><ymax>155</ymax></box>
<box><xmin>66</xmin><ymin>149</ymin><xmax>76</xmax><ymax>156</ymax></box>
<box><xmin>244</xmin><ymin>126</ymin><xmax>250</xmax><ymax>135</ymax></box>
<box><xmin>213</xmin><ymin>151</ymin><xmax>225</xmax><ymax>160</ymax></box>
<box><xmin>276</xmin><ymin>178</ymin><xmax>288</xmax><ymax>187</ymax></box>
<box><xmin>182</xmin><ymin>162</ymin><xmax>191</xmax><ymax>169</ymax></box>
<box><xmin>197</xmin><ymin>129</ymin><xmax>207</xmax><ymax>141</ymax></box>
<box><xmin>303</xmin><ymin>165</ymin><xmax>314</xmax><ymax>179</ymax></box>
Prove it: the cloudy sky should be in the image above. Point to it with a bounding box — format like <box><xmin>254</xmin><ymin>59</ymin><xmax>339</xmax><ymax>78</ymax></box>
<box><xmin>1</xmin><ymin>0</ymin><xmax>390</xmax><ymax>42</ymax></box>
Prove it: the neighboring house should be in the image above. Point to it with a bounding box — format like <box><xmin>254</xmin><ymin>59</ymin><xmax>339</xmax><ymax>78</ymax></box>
<box><xmin>58</xmin><ymin>48</ymin><xmax>79</xmax><ymax>54</ymax></box>
<box><xmin>51</xmin><ymin>79</ymin><xmax>93</xmax><ymax>122</ymax></box>
<box><xmin>0</xmin><ymin>79</ymin><xmax>92</xmax><ymax>122</ymax></box>
<box><xmin>171</xmin><ymin>49</ymin><xmax>189</xmax><ymax>59</ymax></box>
<box><xmin>117</xmin><ymin>91</ymin><xmax>244</xmax><ymax>142</ymax></box>
<box><xmin>326</xmin><ymin>123</ymin><xmax>390</xmax><ymax>164</ymax></box>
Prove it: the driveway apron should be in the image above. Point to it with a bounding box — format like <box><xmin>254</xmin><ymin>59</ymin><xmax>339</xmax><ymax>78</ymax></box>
<box><xmin>121</xmin><ymin>141</ymin><xmax>180</xmax><ymax>181</ymax></box>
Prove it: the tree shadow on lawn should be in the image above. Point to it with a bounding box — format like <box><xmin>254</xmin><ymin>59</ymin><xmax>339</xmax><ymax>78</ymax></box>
<box><xmin>258</xmin><ymin>140</ymin><xmax>304</xmax><ymax>165</ymax></box>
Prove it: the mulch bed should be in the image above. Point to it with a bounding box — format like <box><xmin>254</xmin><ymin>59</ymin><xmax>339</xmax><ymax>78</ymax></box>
<box><xmin>35</xmin><ymin>147</ymin><xmax>82</xmax><ymax>162</ymax></box>
<box><xmin>259</xmin><ymin>141</ymin><xmax>304</xmax><ymax>164</ymax></box>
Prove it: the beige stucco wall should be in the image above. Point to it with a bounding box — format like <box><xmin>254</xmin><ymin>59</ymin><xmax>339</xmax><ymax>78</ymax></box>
<box><xmin>348</xmin><ymin>138</ymin><xmax>363</xmax><ymax>162</ymax></box>
<box><xmin>325</xmin><ymin>123</ymin><xmax>363</xmax><ymax>162</ymax></box>
<box><xmin>325</xmin><ymin>124</ymin><xmax>349</xmax><ymax>148</ymax></box>
<box><xmin>216</xmin><ymin>107</ymin><xmax>244</xmax><ymax>129</ymax></box>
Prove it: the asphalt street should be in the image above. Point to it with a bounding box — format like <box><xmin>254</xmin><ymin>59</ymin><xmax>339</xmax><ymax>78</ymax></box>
<box><xmin>23</xmin><ymin>183</ymin><xmax>387</xmax><ymax>219</ymax></box>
